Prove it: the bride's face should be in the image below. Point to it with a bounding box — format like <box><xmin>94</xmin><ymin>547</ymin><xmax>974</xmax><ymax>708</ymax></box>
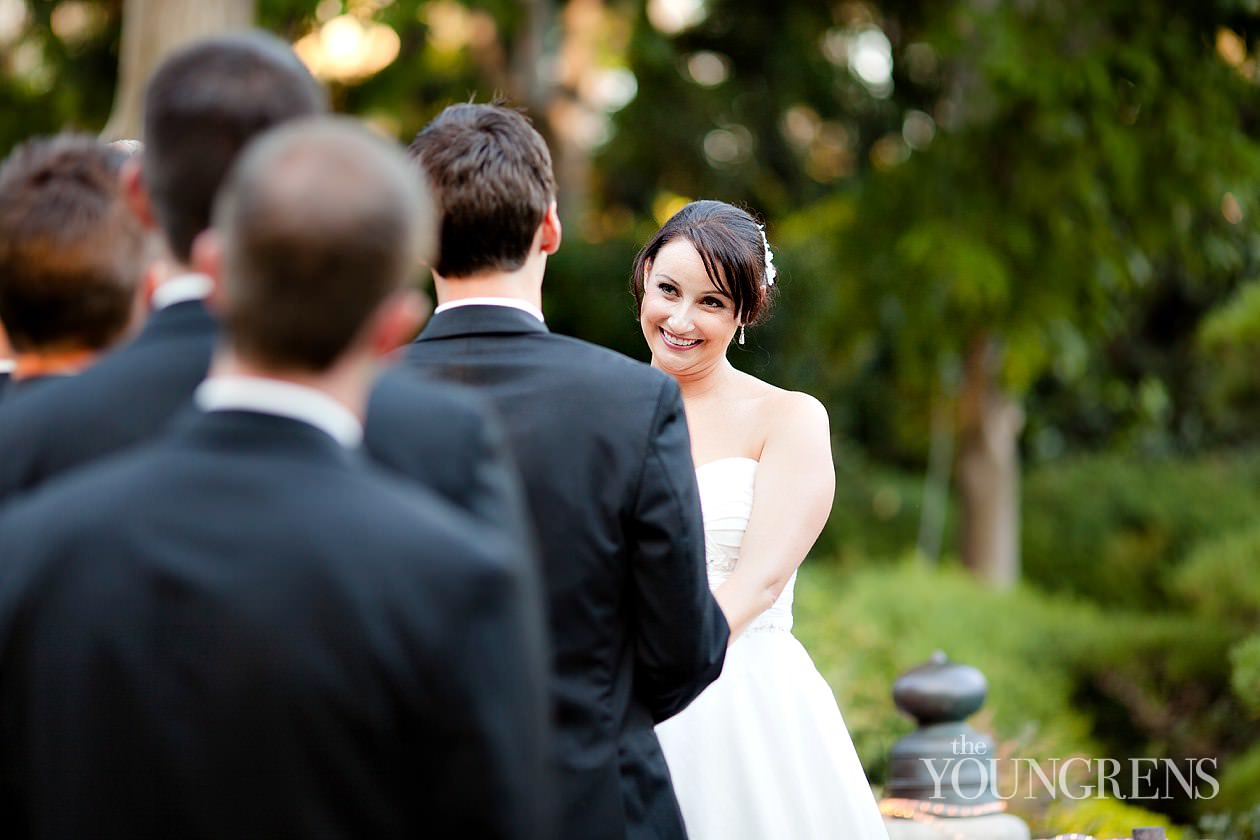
<box><xmin>640</xmin><ymin>237</ymin><xmax>739</xmax><ymax>377</ymax></box>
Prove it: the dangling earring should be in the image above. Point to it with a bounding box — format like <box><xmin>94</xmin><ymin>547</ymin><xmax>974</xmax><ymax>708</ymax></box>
<box><xmin>738</xmin><ymin>325</ymin><xmax>746</xmax><ymax>346</ymax></box>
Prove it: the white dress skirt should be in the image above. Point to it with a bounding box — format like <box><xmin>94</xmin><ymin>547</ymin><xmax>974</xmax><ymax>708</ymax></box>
<box><xmin>655</xmin><ymin>457</ymin><xmax>889</xmax><ymax>840</ymax></box>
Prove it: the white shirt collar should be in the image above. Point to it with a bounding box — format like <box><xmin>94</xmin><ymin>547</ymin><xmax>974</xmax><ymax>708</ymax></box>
<box><xmin>0</xmin><ymin>360</ymin><xmax>14</xmax><ymax>374</ymax></box>
<box><xmin>434</xmin><ymin>297</ymin><xmax>545</xmax><ymax>323</ymax></box>
<box><xmin>152</xmin><ymin>273</ymin><xmax>214</xmax><ymax>311</ymax></box>
<box><xmin>194</xmin><ymin>375</ymin><xmax>363</xmax><ymax>448</ymax></box>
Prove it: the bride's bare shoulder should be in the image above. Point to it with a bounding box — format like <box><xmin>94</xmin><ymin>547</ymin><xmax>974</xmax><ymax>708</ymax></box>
<box><xmin>767</xmin><ymin>390</ymin><xmax>829</xmax><ymax>446</ymax></box>
<box><xmin>731</xmin><ymin>372</ymin><xmax>829</xmax><ymax>446</ymax></box>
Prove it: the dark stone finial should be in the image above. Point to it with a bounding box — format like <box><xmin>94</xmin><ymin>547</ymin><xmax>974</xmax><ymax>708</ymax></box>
<box><xmin>886</xmin><ymin>652</ymin><xmax>997</xmax><ymax>807</ymax></box>
<box><xmin>893</xmin><ymin>651</ymin><xmax>987</xmax><ymax>725</ymax></box>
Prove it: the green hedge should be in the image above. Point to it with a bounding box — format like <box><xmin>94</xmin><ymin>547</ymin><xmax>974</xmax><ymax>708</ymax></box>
<box><xmin>1173</xmin><ymin>528</ymin><xmax>1260</xmax><ymax>626</ymax></box>
<box><xmin>1232</xmin><ymin>634</ymin><xmax>1260</xmax><ymax>716</ymax></box>
<box><xmin>1213</xmin><ymin>741</ymin><xmax>1260</xmax><ymax>814</ymax></box>
<box><xmin>1021</xmin><ymin>451</ymin><xmax>1260</xmax><ymax>609</ymax></box>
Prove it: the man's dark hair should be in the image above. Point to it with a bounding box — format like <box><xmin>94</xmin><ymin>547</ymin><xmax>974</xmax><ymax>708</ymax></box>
<box><xmin>214</xmin><ymin>117</ymin><xmax>434</xmax><ymax>372</ymax></box>
<box><xmin>631</xmin><ymin>200</ymin><xmax>778</xmax><ymax>327</ymax></box>
<box><xmin>143</xmin><ymin>31</ymin><xmax>327</xmax><ymax>263</ymax></box>
<box><xmin>0</xmin><ymin>134</ymin><xmax>146</xmax><ymax>353</ymax></box>
<box><xmin>407</xmin><ymin>103</ymin><xmax>556</xmax><ymax>278</ymax></box>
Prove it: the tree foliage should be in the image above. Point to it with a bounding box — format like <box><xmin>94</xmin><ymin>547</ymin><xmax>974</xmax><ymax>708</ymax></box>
<box><xmin>776</xmin><ymin>0</ymin><xmax>1260</xmax><ymax>460</ymax></box>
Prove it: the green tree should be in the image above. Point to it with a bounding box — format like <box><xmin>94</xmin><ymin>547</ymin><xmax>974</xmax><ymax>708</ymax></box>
<box><xmin>781</xmin><ymin>0</ymin><xmax>1260</xmax><ymax>584</ymax></box>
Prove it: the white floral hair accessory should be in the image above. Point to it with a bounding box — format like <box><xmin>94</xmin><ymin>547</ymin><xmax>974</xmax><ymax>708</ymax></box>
<box><xmin>758</xmin><ymin>223</ymin><xmax>777</xmax><ymax>287</ymax></box>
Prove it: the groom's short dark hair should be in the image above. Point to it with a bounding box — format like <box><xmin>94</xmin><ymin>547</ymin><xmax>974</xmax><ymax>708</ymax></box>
<box><xmin>407</xmin><ymin>103</ymin><xmax>556</xmax><ymax>278</ymax></box>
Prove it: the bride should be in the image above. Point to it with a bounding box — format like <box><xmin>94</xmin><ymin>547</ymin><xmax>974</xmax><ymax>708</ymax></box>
<box><xmin>632</xmin><ymin>200</ymin><xmax>889</xmax><ymax>840</ymax></box>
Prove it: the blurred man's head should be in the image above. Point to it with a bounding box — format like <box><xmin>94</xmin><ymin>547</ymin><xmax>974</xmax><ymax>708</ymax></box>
<box><xmin>407</xmin><ymin>103</ymin><xmax>558</xmax><ymax>279</ymax></box>
<box><xmin>205</xmin><ymin>117</ymin><xmax>435</xmax><ymax>374</ymax></box>
<box><xmin>137</xmin><ymin>31</ymin><xmax>327</xmax><ymax>265</ymax></box>
<box><xmin>0</xmin><ymin>134</ymin><xmax>147</xmax><ymax>360</ymax></box>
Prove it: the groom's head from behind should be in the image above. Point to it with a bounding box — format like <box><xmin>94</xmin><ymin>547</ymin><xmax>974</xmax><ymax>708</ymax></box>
<box><xmin>407</xmin><ymin>103</ymin><xmax>559</xmax><ymax>281</ymax></box>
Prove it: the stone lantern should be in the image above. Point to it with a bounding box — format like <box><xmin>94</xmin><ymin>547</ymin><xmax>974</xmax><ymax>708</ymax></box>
<box><xmin>880</xmin><ymin>651</ymin><xmax>1030</xmax><ymax>840</ymax></box>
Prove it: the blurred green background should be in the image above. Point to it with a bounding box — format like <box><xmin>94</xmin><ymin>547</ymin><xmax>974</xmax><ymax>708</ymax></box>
<box><xmin>4</xmin><ymin>0</ymin><xmax>1260</xmax><ymax>834</ymax></box>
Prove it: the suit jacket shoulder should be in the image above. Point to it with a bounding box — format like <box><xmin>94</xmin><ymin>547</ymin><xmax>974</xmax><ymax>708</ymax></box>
<box><xmin>363</xmin><ymin>367</ymin><xmax>536</xmax><ymax>559</ymax></box>
<box><xmin>0</xmin><ymin>300</ymin><xmax>215</xmax><ymax>503</ymax></box>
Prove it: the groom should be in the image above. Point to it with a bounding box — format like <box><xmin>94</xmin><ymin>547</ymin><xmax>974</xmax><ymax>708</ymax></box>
<box><xmin>394</xmin><ymin>103</ymin><xmax>729</xmax><ymax>840</ymax></box>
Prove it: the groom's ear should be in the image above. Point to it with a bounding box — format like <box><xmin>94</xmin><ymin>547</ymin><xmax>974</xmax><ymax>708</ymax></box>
<box><xmin>539</xmin><ymin>201</ymin><xmax>561</xmax><ymax>255</ymax></box>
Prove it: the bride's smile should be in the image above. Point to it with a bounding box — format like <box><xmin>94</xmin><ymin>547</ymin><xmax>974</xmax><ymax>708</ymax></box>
<box><xmin>660</xmin><ymin>327</ymin><xmax>703</xmax><ymax>349</ymax></box>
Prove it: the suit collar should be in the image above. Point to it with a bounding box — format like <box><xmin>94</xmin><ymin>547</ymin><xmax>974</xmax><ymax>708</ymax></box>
<box><xmin>172</xmin><ymin>407</ymin><xmax>361</xmax><ymax>469</ymax></box>
<box><xmin>434</xmin><ymin>297</ymin><xmax>545</xmax><ymax>323</ymax></box>
<box><xmin>152</xmin><ymin>273</ymin><xmax>213</xmax><ymax>310</ymax></box>
<box><xmin>195</xmin><ymin>376</ymin><xmax>363</xmax><ymax>449</ymax></box>
<box><xmin>134</xmin><ymin>298</ymin><xmax>217</xmax><ymax>344</ymax></box>
<box><xmin>416</xmin><ymin>304</ymin><xmax>550</xmax><ymax>342</ymax></box>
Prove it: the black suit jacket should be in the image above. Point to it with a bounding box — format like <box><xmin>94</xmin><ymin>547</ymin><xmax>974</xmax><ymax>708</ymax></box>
<box><xmin>0</xmin><ymin>373</ymin><xmax>70</xmax><ymax>399</ymax></box>
<box><xmin>0</xmin><ymin>301</ymin><xmax>533</xmax><ymax>557</ymax></box>
<box><xmin>0</xmin><ymin>299</ymin><xmax>217</xmax><ymax>497</ymax></box>
<box><xmin>395</xmin><ymin>305</ymin><xmax>729</xmax><ymax>840</ymax></box>
<box><xmin>0</xmin><ymin>409</ymin><xmax>550</xmax><ymax>838</ymax></box>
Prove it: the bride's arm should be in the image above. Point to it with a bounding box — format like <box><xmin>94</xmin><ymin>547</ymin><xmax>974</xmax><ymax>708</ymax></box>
<box><xmin>713</xmin><ymin>392</ymin><xmax>835</xmax><ymax>640</ymax></box>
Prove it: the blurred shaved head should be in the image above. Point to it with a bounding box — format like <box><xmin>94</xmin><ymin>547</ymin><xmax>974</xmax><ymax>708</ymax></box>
<box><xmin>212</xmin><ymin>117</ymin><xmax>436</xmax><ymax>372</ymax></box>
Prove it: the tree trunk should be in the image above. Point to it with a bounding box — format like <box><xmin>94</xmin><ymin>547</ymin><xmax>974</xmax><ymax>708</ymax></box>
<box><xmin>102</xmin><ymin>0</ymin><xmax>256</xmax><ymax>142</ymax></box>
<box><xmin>916</xmin><ymin>387</ymin><xmax>954</xmax><ymax>565</ymax></box>
<box><xmin>956</xmin><ymin>335</ymin><xmax>1024</xmax><ymax>589</ymax></box>
<box><xmin>546</xmin><ymin>0</ymin><xmax>602</xmax><ymax>221</ymax></box>
<box><xmin>511</xmin><ymin>0</ymin><xmax>552</xmax><ymax>114</ymax></box>
<box><xmin>504</xmin><ymin>0</ymin><xmax>601</xmax><ymax>223</ymax></box>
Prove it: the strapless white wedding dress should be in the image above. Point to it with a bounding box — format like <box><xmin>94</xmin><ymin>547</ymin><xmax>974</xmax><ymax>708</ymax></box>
<box><xmin>656</xmin><ymin>457</ymin><xmax>889</xmax><ymax>840</ymax></box>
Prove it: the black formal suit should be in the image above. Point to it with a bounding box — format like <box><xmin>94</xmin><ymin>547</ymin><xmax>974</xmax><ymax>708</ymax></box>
<box><xmin>0</xmin><ymin>299</ymin><xmax>532</xmax><ymax>556</ymax></box>
<box><xmin>0</xmin><ymin>407</ymin><xmax>550</xmax><ymax>839</ymax></box>
<box><xmin>394</xmin><ymin>304</ymin><xmax>730</xmax><ymax>840</ymax></box>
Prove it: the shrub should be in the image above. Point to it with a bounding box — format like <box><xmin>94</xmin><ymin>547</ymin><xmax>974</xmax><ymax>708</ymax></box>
<box><xmin>1172</xmin><ymin>530</ymin><xmax>1260</xmax><ymax>626</ymax></box>
<box><xmin>1021</xmin><ymin>451</ymin><xmax>1260</xmax><ymax>608</ymax></box>
<box><xmin>1232</xmin><ymin>634</ymin><xmax>1260</xmax><ymax>716</ymax></box>
<box><xmin>1212</xmin><ymin>741</ymin><xmax>1260</xmax><ymax>815</ymax></box>
<box><xmin>1041</xmin><ymin>797</ymin><xmax>1183</xmax><ymax>840</ymax></box>
<box><xmin>1189</xmin><ymin>803</ymin><xmax>1260</xmax><ymax>840</ymax></box>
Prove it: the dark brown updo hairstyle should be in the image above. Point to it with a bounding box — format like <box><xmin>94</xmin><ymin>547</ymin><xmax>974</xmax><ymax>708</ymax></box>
<box><xmin>631</xmin><ymin>200</ymin><xmax>777</xmax><ymax>327</ymax></box>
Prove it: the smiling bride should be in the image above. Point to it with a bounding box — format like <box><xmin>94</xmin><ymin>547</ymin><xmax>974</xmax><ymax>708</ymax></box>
<box><xmin>631</xmin><ymin>200</ymin><xmax>889</xmax><ymax>840</ymax></box>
